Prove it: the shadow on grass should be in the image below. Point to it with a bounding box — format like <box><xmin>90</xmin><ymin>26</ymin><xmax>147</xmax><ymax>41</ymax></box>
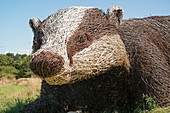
<box><xmin>4</xmin><ymin>98</ymin><xmax>35</xmax><ymax>113</ymax></box>
<box><xmin>4</xmin><ymin>95</ymin><xmax>170</xmax><ymax>113</ymax></box>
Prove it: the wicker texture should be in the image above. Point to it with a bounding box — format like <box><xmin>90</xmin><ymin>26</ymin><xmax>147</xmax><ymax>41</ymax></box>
<box><xmin>26</xmin><ymin>6</ymin><xmax>170</xmax><ymax>112</ymax></box>
<box><xmin>118</xmin><ymin>16</ymin><xmax>170</xmax><ymax>106</ymax></box>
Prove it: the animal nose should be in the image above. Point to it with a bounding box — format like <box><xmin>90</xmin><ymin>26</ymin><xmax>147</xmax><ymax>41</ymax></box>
<box><xmin>30</xmin><ymin>51</ymin><xmax>64</xmax><ymax>78</ymax></box>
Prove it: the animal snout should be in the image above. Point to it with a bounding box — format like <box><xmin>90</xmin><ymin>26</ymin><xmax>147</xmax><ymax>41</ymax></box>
<box><xmin>30</xmin><ymin>51</ymin><xmax>64</xmax><ymax>78</ymax></box>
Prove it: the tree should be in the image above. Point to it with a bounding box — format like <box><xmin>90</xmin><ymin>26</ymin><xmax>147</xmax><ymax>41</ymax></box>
<box><xmin>0</xmin><ymin>54</ymin><xmax>13</xmax><ymax>66</ymax></box>
<box><xmin>0</xmin><ymin>53</ymin><xmax>32</xmax><ymax>79</ymax></box>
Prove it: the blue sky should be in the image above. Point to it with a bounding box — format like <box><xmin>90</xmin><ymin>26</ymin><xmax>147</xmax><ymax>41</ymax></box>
<box><xmin>0</xmin><ymin>0</ymin><xmax>169</xmax><ymax>54</ymax></box>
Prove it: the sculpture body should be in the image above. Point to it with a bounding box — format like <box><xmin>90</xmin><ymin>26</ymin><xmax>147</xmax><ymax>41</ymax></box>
<box><xmin>26</xmin><ymin>6</ymin><xmax>170</xmax><ymax>113</ymax></box>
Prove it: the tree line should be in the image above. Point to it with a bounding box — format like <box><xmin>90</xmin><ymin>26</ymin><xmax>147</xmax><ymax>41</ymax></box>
<box><xmin>0</xmin><ymin>53</ymin><xmax>32</xmax><ymax>79</ymax></box>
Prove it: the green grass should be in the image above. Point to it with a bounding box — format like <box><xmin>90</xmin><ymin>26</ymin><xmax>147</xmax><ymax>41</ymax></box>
<box><xmin>0</xmin><ymin>81</ymin><xmax>169</xmax><ymax>113</ymax></box>
<box><xmin>0</xmin><ymin>85</ymin><xmax>26</xmax><ymax>111</ymax></box>
<box><xmin>130</xmin><ymin>106</ymin><xmax>170</xmax><ymax>113</ymax></box>
<box><xmin>0</xmin><ymin>81</ymin><xmax>41</xmax><ymax>113</ymax></box>
<box><xmin>146</xmin><ymin>106</ymin><xmax>170</xmax><ymax>113</ymax></box>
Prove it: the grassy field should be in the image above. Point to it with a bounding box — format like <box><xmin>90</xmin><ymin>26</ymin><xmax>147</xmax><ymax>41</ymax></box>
<box><xmin>0</xmin><ymin>78</ymin><xmax>169</xmax><ymax>113</ymax></box>
<box><xmin>0</xmin><ymin>78</ymin><xmax>41</xmax><ymax>113</ymax></box>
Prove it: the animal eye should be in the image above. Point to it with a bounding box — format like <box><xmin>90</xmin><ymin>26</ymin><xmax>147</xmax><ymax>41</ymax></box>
<box><xmin>77</xmin><ymin>33</ymin><xmax>90</xmax><ymax>43</ymax></box>
<box><xmin>78</xmin><ymin>35</ymin><xmax>86</xmax><ymax>43</ymax></box>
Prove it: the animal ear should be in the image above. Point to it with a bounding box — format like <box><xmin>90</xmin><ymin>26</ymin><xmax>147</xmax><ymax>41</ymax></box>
<box><xmin>29</xmin><ymin>18</ymin><xmax>42</xmax><ymax>53</ymax></box>
<box><xmin>107</xmin><ymin>5</ymin><xmax>124</xmax><ymax>25</ymax></box>
<box><xmin>29</xmin><ymin>18</ymin><xmax>42</xmax><ymax>34</ymax></box>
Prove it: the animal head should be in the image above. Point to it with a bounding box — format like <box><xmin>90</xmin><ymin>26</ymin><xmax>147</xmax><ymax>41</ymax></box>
<box><xmin>29</xmin><ymin>6</ymin><xmax>129</xmax><ymax>85</ymax></box>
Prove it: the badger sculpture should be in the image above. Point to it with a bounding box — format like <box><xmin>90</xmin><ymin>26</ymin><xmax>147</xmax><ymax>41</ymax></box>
<box><xmin>27</xmin><ymin>5</ymin><xmax>170</xmax><ymax>113</ymax></box>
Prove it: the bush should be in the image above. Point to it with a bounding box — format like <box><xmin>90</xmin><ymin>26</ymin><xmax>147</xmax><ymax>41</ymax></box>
<box><xmin>0</xmin><ymin>66</ymin><xmax>19</xmax><ymax>79</ymax></box>
<box><xmin>0</xmin><ymin>53</ymin><xmax>32</xmax><ymax>79</ymax></box>
<box><xmin>134</xmin><ymin>94</ymin><xmax>157</xmax><ymax>113</ymax></box>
